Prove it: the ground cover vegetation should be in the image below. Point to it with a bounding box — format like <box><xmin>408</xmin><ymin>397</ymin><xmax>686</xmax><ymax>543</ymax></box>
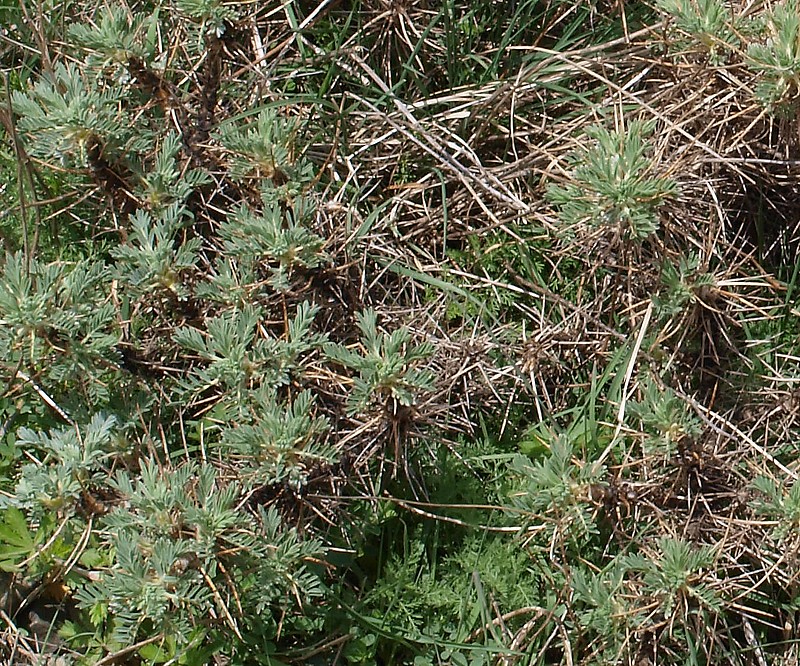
<box><xmin>2</xmin><ymin>0</ymin><xmax>800</xmax><ymax>663</ymax></box>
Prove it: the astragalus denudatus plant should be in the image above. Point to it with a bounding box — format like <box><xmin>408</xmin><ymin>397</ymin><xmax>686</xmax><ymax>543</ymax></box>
<box><xmin>4</xmin><ymin>0</ymin><xmax>800</xmax><ymax>664</ymax></box>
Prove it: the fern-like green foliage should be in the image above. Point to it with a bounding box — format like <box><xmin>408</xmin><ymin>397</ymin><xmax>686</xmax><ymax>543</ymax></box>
<box><xmin>509</xmin><ymin>436</ymin><xmax>604</xmax><ymax>550</ymax></box>
<box><xmin>324</xmin><ymin>308</ymin><xmax>435</xmax><ymax>414</ymax></box>
<box><xmin>571</xmin><ymin>563</ymin><xmax>639</xmax><ymax>661</ymax></box>
<box><xmin>176</xmin><ymin>0</ymin><xmax>238</xmax><ymax>37</ymax></box>
<box><xmin>175</xmin><ymin>301</ymin><xmax>324</xmax><ymax>402</ymax></box>
<box><xmin>195</xmin><ymin>256</ymin><xmax>259</xmax><ymax>307</ymax></box>
<box><xmin>11</xmin><ymin>62</ymin><xmax>142</xmax><ymax>166</ymax></box>
<box><xmin>628</xmin><ymin>379</ymin><xmax>702</xmax><ymax>457</ymax></box>
<box><xmin>0</xmin><ymin>253</ymin><xmax>111</xmax><ymax>351</ymax></box>
<box><xmin>220</xmin><ymin>388</ymin><xmax>333</xmax><ymax>488</ymax></box>
<box><xmin>12</xmin><ymin>413</ymin><xmax>117</xmax><ymax>517</ymax></box>
<box><xmin>747</xmin><ymin>0</ymin><xmax>800</xmax><ymax>113</ymax></box>
<box><xmin>135</xmin><ymin>132</ymin><xmax>210</xmax><ymax>210</ymax></box>
<box><xmin>219</xmin><ymin>196</ymin><xmax>326</xmax><ymax>292</ymax></box>
<box><xmin>546</xmin><ymin>120</ymin><xmax>677</xmax><ymax>240</ymax></box>
<box><xmin>658</xmin><ymin>0</ymin><xmax>738</xmax><ymax>62</ymax></box>
<box><xmin>217</xmin><ymin>109</ymin><xmax>314</xmax><ymax>190</ymax></box>
<box><xmin>751</xmin><ymin>475</ymin><xmax>800</xmax><ymax>539</ymax></box>
<box><xmin>76</xmin><ymin>459</ymin><xmax>324</xmax><ymax>651</ymax></box>
<box><xmin>352</xmin><ymin>525</ymin><xmax>544</xmax><ymax>665</ymax></box>
<box><xmin>0</xmin><ymin>252</ymin><xmax>119</xmax><ymax>404</ymax></box>
<box><xmin>623</xmin><ymin>537</ymin><xmax>720</xmax><ymax>615</ymax></box>
<box><xmin>112</xmin><ymin>205</ymin><xmax>201</xmax><ymax>297</ymax></box>
<box><xmin>175</xmin><ymin>305</ymin><xmax>271</xmax><ymax>398</ymax></box>
<box><xmin>654</xmin><ymin>253</ymin><xmax>716</xmax><ymax>318</ymax></box>
<box><xmin>80</xmin><ymin>531</ymin><xmax>212</xmax><ymax>645</ymax></box>
<box><xmin>69</xmin><ymin>6</ymin><xmax>155</xmax><ymax>66</ymax></box>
